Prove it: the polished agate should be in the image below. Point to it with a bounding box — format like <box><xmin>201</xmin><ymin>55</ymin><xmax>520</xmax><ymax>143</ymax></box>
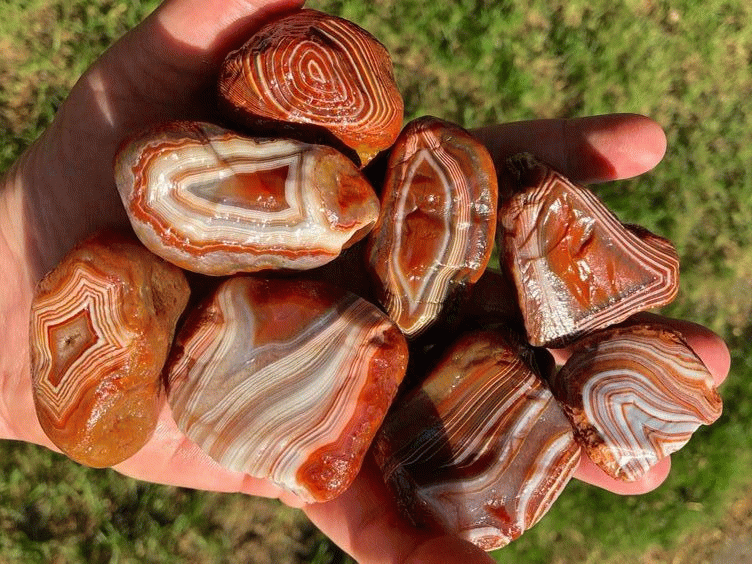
<box><xmin>115</xmin><ymin>121</ymin><xmax>379</xmax><ymax>275</ymax></box>
<box><xmin>166</xmin><ymin>276</ymin><xmax>408</xmax><ymax>502</ymax></box>
<box><xmin>548</xmin><ymin>323</ymin><xmax>722</xmax><ymax>481</ymax></box>
<box><xmin>498</xmin><ymin>154</ymin><xmax>680</xmax><ymax>347</ymax></box>
<box><xmin>366</xmin><ymin>117</ymin><xmax>498</xmax><ymax>338</ymax></box>
<box><xmin>373</xmin><ymin>330</ymin><xmax>580</xmax><ymax>550</ymax></box>
<box><xmin>219</xmin><ymin>9</ymin><xmax>403</xmax><ymax>166</ymax></box>
<box><xmin>29</xmin><ymin>231</ymin><xmax>190</xmax><ymax>467</ymax></box>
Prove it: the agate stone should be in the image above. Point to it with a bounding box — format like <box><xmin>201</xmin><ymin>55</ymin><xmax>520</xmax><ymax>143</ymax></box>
<box><xmin>29</xmin><ymin>230</ymin><xmax>190</xmax><ymax>467</ymax></box>
<box><xmin>374</xmin><ymin>330</ymin><xmax>579</xmax><ymax>550</ymax></box>
<box><xmin>166</xmin><ymin>276</ymin><xmax>408</xmax><ymax>502</ymax></box>
<box><xmin>548</xmin><ymin>322</ymin><xmax>723</xmax><ymax>481</ymax></box>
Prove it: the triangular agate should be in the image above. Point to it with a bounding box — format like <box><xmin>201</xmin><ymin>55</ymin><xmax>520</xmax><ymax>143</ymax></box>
<box><xmin>498</xmin><ymin>154</ymin><xmax>679</xmax><ymax>347</ymax></box>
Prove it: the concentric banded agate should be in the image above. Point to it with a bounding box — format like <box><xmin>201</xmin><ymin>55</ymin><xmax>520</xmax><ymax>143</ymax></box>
<box><xmin>115</xmin><ymin>121</ymin><xmax>379</xmax><ymax>275</ymax></box>
<box><xmin>548</xmin><ymin>323</ymin><xmax>722</xmax><ymax>481</ymax></box>
<box><xmin>219</xmin><ymin>9</ymin><xmax>403</xmax><ymax>166</ymax></box>
<box><xmin>366</xmin><ymin>116</ymin><xmax>498</xmax><ymax>338</ymax></box>
<box><xmin>373</xmin><ymin>330</ymin><xmax>580</xmax><ymax>550</ymax></box>
<box><xmin>166</xmin><ymin>276</ymin><xmax>408</xmax><ymax>502</ymax></box>
<box><xmin>498</xmin><ymin>154</ymin><xmax>680</xmax><ymax>347</ymax></box>
<box><xmin>29</xmin><ymin>231</ymin><xmax>190</xmax><ymax>467</ymax></box>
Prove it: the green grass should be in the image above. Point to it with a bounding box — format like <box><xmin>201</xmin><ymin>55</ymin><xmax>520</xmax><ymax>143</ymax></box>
<box><xmin>0</xmin><ymin>441</ymin><xmax>321</xmax><ymax>563</ymax></box>
<box><xmin>2</xmin><ymin>0</ymin><xmax>752</xmax><ymax>562</ymax></box>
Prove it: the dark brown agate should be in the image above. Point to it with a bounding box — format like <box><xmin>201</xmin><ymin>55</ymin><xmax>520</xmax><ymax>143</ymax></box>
<box><xmin>166</xmin><ymin>276</ymin><xmax>408</xmax><ymax>502</ymax></box>
<box><xmin>29</xmin><ymin>231</ymin><xmax>190</xmax><ymax>467</ymax></box>
<box><xmin>366</xmin><ymin>116</ymin><xmax>498</xmax><ymax>338</ymax></box>
<box><xmin>497</xmin><ymin>154</ymin><xmax>680</xmax><ymax>347</ymax></box>
<box><xmin>114</xmin><ymin>121</ymin><xmax>379</xmax><ymax>276</ymax></box>
<box><xmin>373</xmin><ymin>330</ymin><xmax>580</xmax><ymax>550</ymax></box>
<box><xmin>548</xmin><ymin>322</ymin><xmax>722</xmax><ymax>481</ymax></box>
<box><xmin>219</xmin><ymin>9</ymin><xmax>403</xmax><ymax>166</ymax></box>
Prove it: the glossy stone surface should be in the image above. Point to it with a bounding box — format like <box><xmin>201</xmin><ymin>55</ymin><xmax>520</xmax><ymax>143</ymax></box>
<box><xmin>166</xmin><ymin>276</ymin><xmax>408</xmax><ymax>502</ymax></box>
<box><xmin>366</xmin><ymin>116</ymin><xmax>498</xmax><ymax>338</ymax></box>
<box><xmin>30</xmin><ymin>231</ymin><xmax>190</xmax><ymax>467</ymax></box>
<box><xmin>373</xmin><ymin>330</ymin><xmax>580</xmax><ymax>550</ymax></box>
<box><xmin>115</xmin><ymin>121</ymin><xmax>379</xmax><ymax>276</ymax></box>
<box><xmin>219</xmin><ymin>8</ymin><xmax>403</xmax><ymax>166</ymax></box>
<box><xmin>498</xmin><ymin>154</ymin><xmax>680</xmax><ymax>347</ymax></box>
<box><xmin>548</xmin><ymin>322</ymin><xmax>722</xmax><ymax>481</ymax></box>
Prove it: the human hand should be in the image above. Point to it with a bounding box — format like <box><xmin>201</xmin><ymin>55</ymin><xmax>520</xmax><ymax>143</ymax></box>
<box><xmin>0</xmin><ymin>1</ymin><xmax>729</xmax><ymax>563</ymax></box>
<box><xmin>303</xmin><ymin>118</ymin><xmax>730</xmax><ymax>563</ymax></box>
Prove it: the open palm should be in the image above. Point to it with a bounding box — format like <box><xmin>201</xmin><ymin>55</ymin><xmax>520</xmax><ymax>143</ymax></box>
<box><xmin>0</xmin><ymin>1</ymin><xmax>729</xmax><ymax>563</ymax></box>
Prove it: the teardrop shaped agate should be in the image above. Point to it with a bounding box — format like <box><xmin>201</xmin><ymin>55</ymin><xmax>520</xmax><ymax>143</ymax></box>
<box><xmin>374</xmin><ymin>330</ymin><xmax>579</xmax><ymax>550</ymax></box>
<box><xmin>115</xmin><ymin>121</ymin><xmax>379</xmax><ymax>275</ymax></box>
<box><xmin>366</xmin><ymin>116</ymin><xmax>498</xmax><ymax>338</ymax></box>
<box><xmin>30</xmin><ymin>230</ymin><xmax>190</xmax><ymax>467</ymax></box>
<box><xmin>166</xmin><ymin>276</ymin><xmax>408</xmax><ymax>502</ymax></box>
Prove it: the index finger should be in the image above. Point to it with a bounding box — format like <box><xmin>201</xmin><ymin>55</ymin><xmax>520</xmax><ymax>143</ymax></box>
<box><xmin>472</xmin><ymin>113</ymin><xmax>667</xmax><ymax>184</ymax></box>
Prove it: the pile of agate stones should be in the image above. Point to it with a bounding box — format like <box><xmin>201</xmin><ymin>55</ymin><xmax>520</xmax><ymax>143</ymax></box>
<box><xmin>29</xmin><ymin>8</ymin><xmax>723</xmax><ymax>551</ymax></box>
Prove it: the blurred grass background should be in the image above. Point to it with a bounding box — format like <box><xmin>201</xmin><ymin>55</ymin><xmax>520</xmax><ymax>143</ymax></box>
<box><xmin>1</xmin><ymin>0</ymin><xmax>751</xmax><ymax>562</ymax></box>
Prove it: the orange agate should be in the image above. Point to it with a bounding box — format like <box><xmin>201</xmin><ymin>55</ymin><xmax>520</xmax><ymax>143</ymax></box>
<box><xmin>29</xmin><ymin>231</ymin><xmax>189</xmax><ymax>467</ymax></box>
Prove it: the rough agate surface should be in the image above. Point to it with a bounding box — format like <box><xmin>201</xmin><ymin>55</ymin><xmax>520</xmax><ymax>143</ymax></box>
<box><xmin>366</xmin><ymin>116</ymin><xmax>498</xmax><ymax>338</ymax></box>
<box><xmin>498</xmin><ymin>154</ymin><xmax>680</xmax><ymax>347</ymax></box>
<box><xmin>166</xmin><ymin>276</ymin><xmax>408</xmax><ymax>502</ymax></box>
<box><xmin>219</xmin><ymin>8</ymin><xmax>403</xmax><ymax>166</ymax></box>
<box><xmin>29</xmin><ymin>231</ymin><xmax>190</xmax><ymax>467</ymax></box>
<box><xmin>549</xmin><ymin>323</ymin><xmax>722</xmax><ymax>481</ymax></box>
<box><xmin>373</xmin><ymin>330</ymin><xmax>580</xmax><ymax>550</ymax></box>
<box><xmin>115</xmin><ymin>121</ymin><xmax>380</xmax><ymax>275</ymax></box>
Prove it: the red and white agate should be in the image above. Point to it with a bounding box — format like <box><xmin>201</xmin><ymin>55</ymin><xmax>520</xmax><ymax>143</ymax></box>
<box><xmin>366</xmin><ymin>116</ymin><xmax>498</xmax><ymax>337</ymax></box>
<box><xmin>549</xmin><ymin>323</ymin><xmax>723</xmax><ymax>481</ymax></box>
<box><xmin>115</xmin><ymin>121</ymin><xmax>379</xmax><ymax>275</ymax></box>
<box><xmin>373</xmin><ymin>330</ymin><xmax>579</xmax><ymax>550</ymax></box>
<box><xmin>30</xmin><ymin>231</ymin><xmax>189</xmax><ymax>467</ymax></box>
<box><xmin>219</xmin><ymin>9</ymin><xmax>403</xmax><ymax>166</ymax></box>
<box><xmin>166</xmin><ymin>276</ymin><xmax>408</xmax><ymax>502</ymax></box>
<box><xmin>498</xmin><ymin>154</ymin><xmax>680</xmax><ymax>347</ymax></box>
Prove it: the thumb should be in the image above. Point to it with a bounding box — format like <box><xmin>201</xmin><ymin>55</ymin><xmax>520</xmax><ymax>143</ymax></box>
<box><xmin>20</xmin><ymin>0</ymin><xmax>305</xmax><ymax>276</ymax></box>
<box><xmin>73</xmin><ymin>0</ymin><xmax>306</xmax><ymax>132</ymax></box>
<box><xmin>154</xmin><ymin>0</ymin><xmax>306</xmax><ymax>56</ymax></box>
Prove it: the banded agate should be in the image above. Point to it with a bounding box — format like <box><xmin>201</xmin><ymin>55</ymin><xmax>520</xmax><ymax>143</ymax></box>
<box><xmin>549</xmin><ymin>323</ymin><xmax>722</xmax><ymax>481</ymax></box>
<box><xmin>374</xmin><ymin>330</ymin><xmax>580</xmax><ymax>550</ymax></box>
<box><xmin>115</xmin><ymin>121</ymin><xmax>379</xmax><ymax>276</ymax></box>
<box><xmin>219</xmin><ymin>9</ymin><xmax>403</xmax><ymax>166</ymax></box>
<box><xmin>29</xmin><ymin>231</ymin><xmax>190</xmax><ymax>467</ymax></box>
<box><xmin>366</xmin><ymin>116</ymin><xmax>498</xmax><ymax>338</ymax></box>
<box><xmin>166</xmin><ymin>276</ymin><xmax>408</xmax><ymax>502</ymax></box>
<box><xmin>498</xmin><ymin>154</ymin><xmax>680</xmax><ymax>347</ymax></box>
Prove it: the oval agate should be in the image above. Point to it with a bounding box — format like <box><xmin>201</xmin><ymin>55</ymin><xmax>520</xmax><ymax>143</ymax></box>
<box><xmin>115</xmin><ymin>121</ymin><xmax>379</xmax><ymax>275</ymax></box>
<box><xmin>219</xmin><ymin>9</ymin><xmax>403</xmax><ymax>166</ymax></box>
<box><xmin>366</xmin><ymin>116</ymin><xmax>498</xmax><ymax>338</ymax></box>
